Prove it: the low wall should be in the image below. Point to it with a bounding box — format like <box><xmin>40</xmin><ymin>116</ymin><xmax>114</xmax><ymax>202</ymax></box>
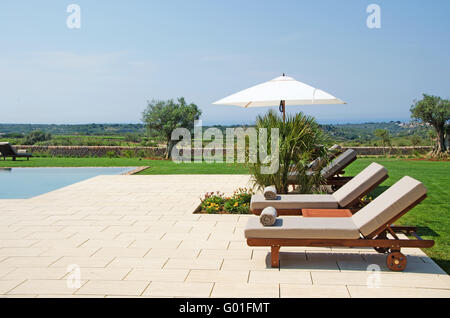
<box><xmin>14</xmin><ymin>145</ymin><xmax>166</xmax><ymax>158</ymax></box>
<box><xmin>342</xmin><ymin>146</ymin><xmax>432</xmax><ymax>155</ymax></box>
<box><xmin>14</xmin><ymin>145</ymin><xmax>432</xmax><ymax>158</ymax></box>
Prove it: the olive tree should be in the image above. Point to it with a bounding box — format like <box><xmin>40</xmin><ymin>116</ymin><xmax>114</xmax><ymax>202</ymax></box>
<box><xmin>142</xmin><ymin>97</ymin><xmax>201</xmax><ymax>158</ymax></box>
<box><xmin>410</xmin><ymin>94</ymin><xmax>450</xmax><ymax>155</ymax></box>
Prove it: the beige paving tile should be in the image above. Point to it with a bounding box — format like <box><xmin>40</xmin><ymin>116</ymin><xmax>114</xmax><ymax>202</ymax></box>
<box><xmin>211</xmin><ymin>283</ymin><xmax>279</xmax><ymax>298</ymax></box>
<box><xmin>64</xmin><ymin>268</ymin><xmax>131</xmax><ymax>281</ymax></box>
<box><xmin>142</xmin><ymin>282</ymin><xmax>213</xmax><ymax>297</ymax></box>
<box><xmin>164</xmin><ymin>258</ymin><xmax>222</xmax><ymax>270</ymax></box>
<box><xmin>40</xmin><ymin>247</ymin><xmax>100</xmax><ymax>257</ymax></box>
<box><xmin>8</xmin><ymin>280</ymin><xmax>84</xmax><ymax>295</ymax></box>
<box><xmin>107</xmin><ymin>257</ymin><xmax>167</xmax><ymax>269</ymax></box>
<box><xmin>198</xmin><ymin>249</ymin><xmax>252</xmax><ymax>260</ymax></box>
<box><xmin>92</xmin><ymin>247</ymin><xmax>150</xmax><ymax>258</ymax></box>
<box><xmin>0</xmin><ymin>247</ymin><xmax>49</xmax><ymax>257</ymax></box>
<box><xmin>222</xmin><ymin>259</ymin><xmax>280</xmax><ymax>271</ymax></box>
<box><xmin>51</xmin><ymin>256</ymin><xmax>115</xmax><ymax>268</ymax></box>
<box><xmin>187</xmin><ymin>270</ymin><xmax>249</xmax><ymax>283</ymax></box>
<box><xmin>145</xmin><ymin>248</ymin><xmax>200</xmax><ymax>259</ymax></box>
<box><xmin>129</xmin><ymin>239</ymin><xmax>181</xmax><ymax>249</ymax></box>
<box><xmin>0</xmin><ymin>256</ymin><xmax>61</xmax><ymax>268</ymax></box>
<box><xmin>75</xmin><ymin>280</ymin><xmax>149</xmax><ymax>296</ymax></box>
<box><xmin>0</xmin><ymin>280</ymin><xmax>26</xmax><ymax>294</ymax></box>
<box><xmin>125</xmin><ymin>269</ymin><xmax>189</xmax><ymax>282</ymax></box>
<box><xmin>3</xmin><ymin>267</ymin><xmax>68</xmax><ymax>280</ymax></box>
<box><xmin>249</xmin><ymin>270</ymin><xmax>312</xmax><ymax>284</ymax></box>
<box><xmin>0</xmin><ymin>240</ymin><xmax>40</xmax><ymax>248</ymax></box>
<box><xmin>280</xmin><ymin>284</ymin><xmax>350</xmax><ymax>298</ymax></box>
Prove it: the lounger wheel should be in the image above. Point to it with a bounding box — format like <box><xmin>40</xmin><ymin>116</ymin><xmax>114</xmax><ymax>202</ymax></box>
<box><xmin>386</xmin><ymin>250</ymin><xmax>407</xmax><ymax>271</ymax></box>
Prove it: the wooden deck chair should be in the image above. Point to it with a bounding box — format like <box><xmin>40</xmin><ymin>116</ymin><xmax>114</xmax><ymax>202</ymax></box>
<box><xmin>245</xmin><ymin>176</ymin><xmax>434</xmax><ymax>272</ymax></box>
<box><xmin>0</xmin><ymin>142</ymin><xmax>32</xmax><ymax>161</ymax></box>
<box><xmin>251</xmin><ymin>162</ymin><xmax>388</xmax><ymax>215</ymax></box>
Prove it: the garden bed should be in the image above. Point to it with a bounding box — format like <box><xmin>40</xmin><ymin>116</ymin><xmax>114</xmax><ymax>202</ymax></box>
<box><xmin>194</xmin><ymin>188</ymin><xmax>254</xmax><ymax>214</ymax></box>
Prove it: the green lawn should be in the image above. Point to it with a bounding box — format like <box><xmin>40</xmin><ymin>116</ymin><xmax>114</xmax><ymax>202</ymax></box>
<box><xmin>1</xmin><ymin>156</ymin><xmax>448</xmax><ymax>273</ymax></box>
<box><xmin>344</xmin><ymin>158</ymin><xmax>450</xmax><ymax>274</ymax></box>
<box><xmin>0</xmin><ymin>157</ymin><xmax>250</xmax><ymax>173</ymax></box>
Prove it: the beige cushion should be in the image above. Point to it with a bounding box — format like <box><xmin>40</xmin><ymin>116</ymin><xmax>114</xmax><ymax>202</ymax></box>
<box><xmin>333</xmin><ymin>162</ymin><xmax>387</xmax><ymax>208</ymax></box>
<box><xmin>321</xmin><ymin>149</ymin><xmax>357</xmax><ymax>179</ymax></box>
<box><xmin>245</xmin><ymin>216</ymin><xmax>360</xmax><ymax>239</ymax></box>
<box><xmin>352</xmin><ymin>176</ymin><xmax>427</xmax><ymax>237</ymax></box>
<box><xmin>250</xmin><ymin>194</ymin><xmax>338</xmax><ymax>211</ymax></box>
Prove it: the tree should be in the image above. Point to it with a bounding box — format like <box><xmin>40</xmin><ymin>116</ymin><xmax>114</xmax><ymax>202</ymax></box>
<box><xmin>410</xmin><ymin>135</ymin><xmax>421</xmax><ymax>149</ymax></box>
<box><xmin>24</xmin><ymin>131</ymin><xmax>52</xmax><ymax>145</ymax></box>
<box><xmin>374</xmin><ymin>129</ymin><xmax>391</xmax><ymax>155</ymax></box>
<box><xmin>410</xmin><ymin>94</ymin><xmax>450</xmax><ymax>155</ymax></box>
<box><xmin>142</xmin><ymin>97</ymin><xmax>202</xmax><ymax>158</ymax></box>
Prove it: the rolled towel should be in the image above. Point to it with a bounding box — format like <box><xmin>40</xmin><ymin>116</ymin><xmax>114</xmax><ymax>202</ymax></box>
<box><xmin>263</xmin><ymin>186</ymin><xmax>277</xmax><ymax>200</ymax></box>
<box><xmin>260</xmin><ymin>206</ymin><xmax>277</xmax><ymax>226</ymax></box>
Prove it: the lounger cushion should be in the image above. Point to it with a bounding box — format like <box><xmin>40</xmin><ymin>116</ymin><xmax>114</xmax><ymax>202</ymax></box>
<box><xmin>352</xmin><ymin>176</ymin><xmax>427</xmax><ymax>237</ymax></box>
<box><xmin>250</xmin><ymin>194</ymin><xmax>338</xmax><ymax>211</ymax></box>
<box><xmin>333</xmin><ymin>162</ymin><xmax>387</xmax><ymax>208</ymax></box>
<box><xmin>245</xmin><ymin>216</ymin><xmax>361</xmax><ymax>239</ymax></box>
<box><xmin>321</xmin><ymin>149</ymin><xmax>357</xmax><ymax>179</ymax></box>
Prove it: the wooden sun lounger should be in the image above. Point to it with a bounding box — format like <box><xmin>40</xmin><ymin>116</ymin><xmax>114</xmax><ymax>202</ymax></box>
<box><xmin>245</xmin><ymin>177</ymin><xmax>434</xmax><ymax>272</ymax></box>
<box><xmin>0</xmin><ymin>142</ymin><xmax>32</xmax><ymax>161</ymax></box>
<box><xmin>288</xmin><ymin>149</ymin><xmax>357</xmax><ymax>190</ymax></box>
<box><xmin>251</xmin><ymin>162</ymin><xmax>388</xmax><ymax>215</ymax></box>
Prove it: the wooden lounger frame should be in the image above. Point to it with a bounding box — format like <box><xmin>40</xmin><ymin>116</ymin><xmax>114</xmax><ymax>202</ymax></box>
<box><xmin>288</xmin><ymin>155</ymin><xmax>358</xmax><ymax>187</ymax></box>
<box><xmin>251</xmin><ymin>174</ymin><xmax>389</xmax><ymax>216</ymax></box>
<box><xmin>247</xmin><ymin>194</ymin><xmax>434</xmax><ymax>271</ymax></box>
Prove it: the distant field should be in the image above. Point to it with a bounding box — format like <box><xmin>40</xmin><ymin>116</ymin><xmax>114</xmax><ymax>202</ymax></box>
<box><xmin>0</xmin><ymin>156</ymin><xmax>448</xmax><ymax>273</ymax></box>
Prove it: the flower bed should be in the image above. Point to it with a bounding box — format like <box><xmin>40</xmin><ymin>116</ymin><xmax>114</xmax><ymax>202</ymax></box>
<box><xmin>196</xmin><ymin>188</ymin><xmax>254</xmax><ymax>214</ymax></box>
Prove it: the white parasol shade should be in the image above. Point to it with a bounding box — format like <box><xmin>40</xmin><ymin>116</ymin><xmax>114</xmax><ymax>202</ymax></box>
<box><xmin>213</xmin><ymin>74</ymin><xmax>345</xmax><ymax>123</ymax></box>
<box><xmin>213</xmin><ymin>74</ymin><xmax>345</xmax><ymax>108</ymax></box>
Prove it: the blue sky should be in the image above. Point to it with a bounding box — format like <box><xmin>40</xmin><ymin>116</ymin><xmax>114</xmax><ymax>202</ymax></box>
<box><xmin>0</xmin><ymin>0</ymin><xmax>449</xmax><ymax>125</ymax></box>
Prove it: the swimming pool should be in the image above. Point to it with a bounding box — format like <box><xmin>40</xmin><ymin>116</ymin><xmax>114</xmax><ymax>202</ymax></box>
<box><xmin>0</xmin><ymin>167</ymin><xmax>136</xmax><ymax>199</ymax></box>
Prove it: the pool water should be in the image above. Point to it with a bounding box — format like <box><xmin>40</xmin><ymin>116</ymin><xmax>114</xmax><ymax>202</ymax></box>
<box><xmin>0</xmin><ymin>167</ymin><xmax>136</xmax><ymax>199</ymax></box>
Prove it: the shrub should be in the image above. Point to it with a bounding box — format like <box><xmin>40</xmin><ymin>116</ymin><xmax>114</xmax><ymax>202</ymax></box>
<box><xmin>105</xmin><ymin>151</ymin><xmax>116</xmax><ymax>158</ymax></box>
<box><xmin>24</xmin><ymin>131</ymin><xmax>52</xmax><ymax>145</ymax></box>
<box><xmin>249</xmin><ymin>110</ymin><xmax>331</xmax><ymax>194</ymax></box>
<box><xmin>121</xmin><ymin>149</ymin><xmax>135</xmax><ymax>158</ymax></box>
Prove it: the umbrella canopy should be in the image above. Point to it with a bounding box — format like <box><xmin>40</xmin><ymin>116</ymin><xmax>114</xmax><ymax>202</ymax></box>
<box><xmin>213</xmin><ymin>74</ymin><xmax>345</xmax><ymax>122</ymax></box>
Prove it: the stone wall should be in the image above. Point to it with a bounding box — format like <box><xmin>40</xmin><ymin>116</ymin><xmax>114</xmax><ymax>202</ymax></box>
<box><xmin>341</xmin><ymin>146</ymin><xmax>432</xmax><ymax>155</ymax></box>
<box><xmin>14</xmin><ymin>145</ymin><xmax>432</xmax><ymax>158</ymax></box>
<box><xmin>14</xmin><ymin>145</ymin><xmax>166</xmax><ymax>158</ymax></box>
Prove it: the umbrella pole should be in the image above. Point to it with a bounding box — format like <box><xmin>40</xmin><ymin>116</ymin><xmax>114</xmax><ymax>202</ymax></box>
<box><xmin>282</xmin><ymin>100</ymin><xmax>286</xmax><ymax>124</ymax></box>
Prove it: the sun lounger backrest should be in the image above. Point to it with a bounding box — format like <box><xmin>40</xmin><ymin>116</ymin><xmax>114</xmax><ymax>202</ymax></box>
<box><xmin>333</xmin><ymin>162</ymin><xmax>387</xmax><ymax>207</ymax></box>
<box><xmin>321</xmin><ymin>149</ymin><xmax>356</xmax><ymax>179</ymax></box>
<box><xmin>329</xmin><ymin>144</ymin><xmax>342</xmax><ymax>152</ymax></box>
<box><xmin>352</xmin><ymin>176</ymin><xmax>427</xmax><ymax>237</ymax></box>
<box><xmin>0</xmin><ymin>143</ymin><xmax>16</xmax><ymax>156</ymax></box>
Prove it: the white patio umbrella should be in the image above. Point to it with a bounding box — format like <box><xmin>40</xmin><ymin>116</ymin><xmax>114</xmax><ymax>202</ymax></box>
<box><xmin>213</xmin><ymin>74</ymin><xmax>346</xmax><ymax>123</ymax></box>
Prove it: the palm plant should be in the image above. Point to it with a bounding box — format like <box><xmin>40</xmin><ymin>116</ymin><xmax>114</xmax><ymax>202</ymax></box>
<box><xmin>249</xmin><ymin>110</ymin><xmax>331</xmax><ymax>194</ymax></box>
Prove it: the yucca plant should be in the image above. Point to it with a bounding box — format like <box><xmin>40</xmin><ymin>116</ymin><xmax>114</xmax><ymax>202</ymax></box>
<box><xmin>249</xmin><ymin>110</ymin><xmax>331</xmax><ymax>194</ymax></box>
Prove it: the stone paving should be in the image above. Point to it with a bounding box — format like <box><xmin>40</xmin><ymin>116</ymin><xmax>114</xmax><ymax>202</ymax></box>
<box><xmin>0</xmin><ymin>174</ymin><xmax>449</xmax><ymax>298</ymax></box>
